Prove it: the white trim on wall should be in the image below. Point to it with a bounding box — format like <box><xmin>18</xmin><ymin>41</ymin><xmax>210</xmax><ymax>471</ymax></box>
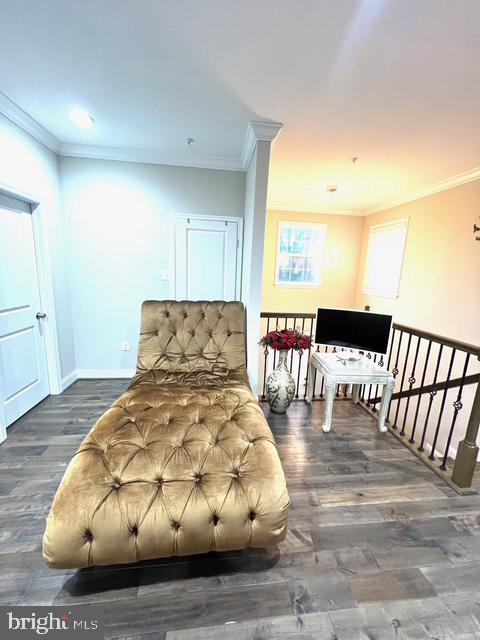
<box><xmin>59</xmin><ymin>144</ymin><xmax>244</xmax><ymax>172</ymax></box>
<box><xmin>0</xmin><ymin>180</ymin><xmax>63</xmax><ymax>395</ymax></box>
<box><xmin>62</xmin><ymin>121</ymin><xmax>283</xmax><ymax>172</ymax></box>
<box><xmin>241</xmin><ymin>121</ymin><xmax>284</xmax><ymax>169</ymax></box>
<box><xmin>0</xmin><ymin>91</ymin><xmax>60</xmax><ymax>153</ymax></box>
<box><xmin>267</xmin><ymin>204</ymin><xmax>364</xmax><ymax>217</ymax></box>
<box><xmin>61</xmin><ymin>370</ymin><xmax>78</xmax><ymax>391</ymax></box>
<box><xmin>362</xmin><ymin>217</ymin><xmax>409</xmax><ymax>299</ymax></box>
<box><xmin>77</xmin><ymin>369</ymin><xmax>136</xmax><ymax>379</ymax></box>
<box><xmin>367</xmin><ymin>167</ymin><xmax>480</xmax><ymax>215</ymax></box>
<box><xmin>170</xmin><ymin>213</ymin><xmax>244</xmax><ymax>301</ymax></box>
<box><xmin>1</xmin><ymin>91</ymin><xmax>478</xmax><ymax>210</ymax></box>
<box><xmin>0</xmin><ymin>93</ymin><xmax>281</xmax><ymax>172</ymax></box>
<box><xmin>31</xmin><ymin>203</ymin><xmax>63</xmax><ymax>394</ymax></box>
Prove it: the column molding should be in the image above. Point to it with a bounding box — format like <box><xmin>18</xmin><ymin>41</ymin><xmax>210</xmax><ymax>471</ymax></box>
<box><xmin>241</xmin><ymin>120</ymin><xmax>284</xmax><ymax>169</ymax></box>
<box><xmin>241</xmin><ymin>120</ymin><xmax>283</xmax><ymax>393</ymax></box>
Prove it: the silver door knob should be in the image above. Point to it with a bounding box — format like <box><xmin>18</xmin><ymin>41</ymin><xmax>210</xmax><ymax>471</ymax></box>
<box><xmin>36</xmin><ymin>312</ymin><xmax>47</xmax><ymax>319</ymax></box>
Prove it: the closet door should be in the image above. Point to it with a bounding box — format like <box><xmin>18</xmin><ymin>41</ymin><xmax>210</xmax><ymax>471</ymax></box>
<box><xmin>0</xmin><ymin>204</ymin><xmax>49</xmax><ymax>428</ymax></box>
<box><xmin>174</xmin><ymin>216</ymin><xmax>240</xmax><ymax>300</ymax></box>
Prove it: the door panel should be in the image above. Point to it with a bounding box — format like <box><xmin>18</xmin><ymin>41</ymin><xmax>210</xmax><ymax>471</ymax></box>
<box><xmin>0</xmin><ymin>207</ymin><xmax>49</xmax><ymax>427</ymax></box>
<box><xmin>174</xmin><ymin>217</ymin><xmax>239</xmax><ymax>300</ymax></box>
<box><xmin>187</xmin><ymin>229</ymin><xmax>225</xmax><ymax>299</ymax></box>
<box><xmin>1</xmin><ymin>326</ymin><xmax>40</xmax><ymax>401</ymax></box>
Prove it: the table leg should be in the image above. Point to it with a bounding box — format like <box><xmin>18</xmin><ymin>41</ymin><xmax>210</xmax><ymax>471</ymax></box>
<box><xmin>378</xmin><ymin>376</ymin><xmax>395</xmax><ymax>433</ymax></box>
<box><xmin>322</xmin><ymin>375</ymin><xmax>335</xmax><ymax>432</ymax></box>
<box><xmin>352</xmin><ymin>384</ymin><xmax>360</xmax><ymax>404</ymax></box>
<box><xmin>305</xmin><ymin>355</ymin><xmax>314</xmax><ymax>404</ymax></box>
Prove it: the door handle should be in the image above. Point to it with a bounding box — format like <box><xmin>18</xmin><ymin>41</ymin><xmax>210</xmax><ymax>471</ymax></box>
<box><xmin>36</xmin><ymin>312</ymin><xmax>47</xmax><ymax>319</ymax></box>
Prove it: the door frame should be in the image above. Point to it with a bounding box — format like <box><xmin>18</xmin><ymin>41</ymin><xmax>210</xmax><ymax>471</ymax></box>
<box><xmin>170</xmin><ymin>213</ymin><xmax>244</xmax><ymax>300</ymax></box>
<box><xmin>0</xmin><ymin>180</ymin><xmax>62</xmax><ymax>441</ymax></box>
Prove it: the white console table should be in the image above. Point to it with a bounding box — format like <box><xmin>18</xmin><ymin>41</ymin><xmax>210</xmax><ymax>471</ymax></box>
<box><xmin>305</xmin><ymin>352</ymin><xmax>395</xmax><ymax>433</ymax></box>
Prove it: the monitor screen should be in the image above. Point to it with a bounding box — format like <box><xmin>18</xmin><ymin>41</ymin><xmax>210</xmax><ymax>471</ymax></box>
<box><xmin>315</xmin><ymin>308</ymin><xmax>392</xmax><ymax>354</ymax></box>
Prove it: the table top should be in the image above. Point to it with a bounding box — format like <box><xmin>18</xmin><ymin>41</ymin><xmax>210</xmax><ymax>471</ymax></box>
<box><xmin>311</xmin><ymin>351</ymin><xmax>392</xmax><ymax>379</ymax></box>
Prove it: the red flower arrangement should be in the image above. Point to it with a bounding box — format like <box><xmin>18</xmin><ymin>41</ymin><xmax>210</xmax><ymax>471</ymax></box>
<box><xmin>259</xmin><ymin>328</ymin><xmax>312</xmax><ymax>354</ymax></box>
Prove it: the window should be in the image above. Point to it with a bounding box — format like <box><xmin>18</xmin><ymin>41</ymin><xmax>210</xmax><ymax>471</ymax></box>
<box><xmin>362</xmin><ymin>218</ymin><xmax>409</xmax><ymax>298</ymax></box>
<box><xmin>275</xmin><ymin>221</ymin><xmax>327</xmax><ymax>287</ymax></box>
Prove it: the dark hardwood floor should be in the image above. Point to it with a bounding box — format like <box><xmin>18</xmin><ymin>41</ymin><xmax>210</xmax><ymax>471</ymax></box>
<box><xmin>1</xmin><ymin>379</ymin><xmax>480</xmax><ymax>639</ymax></box>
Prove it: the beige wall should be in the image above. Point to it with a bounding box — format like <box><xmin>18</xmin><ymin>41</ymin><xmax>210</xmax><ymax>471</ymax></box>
<box><xmin>262</xmin><ymin>210</ymin><xmax>364</xmax><ymax>313</ymax></box>
<box><xmin>261</xmin><ymin>186</ymin><xmax>479</xmax><ymax>458</ymax></box>
<box><xmin>354</xmin><ymin>180</ymin><xmax>480</xmax><ymax>345</ymax></box>
<box><xmin>354</xmin><ymin>181</ymin><xmax>480</xmax><ymax>459</ymax></box>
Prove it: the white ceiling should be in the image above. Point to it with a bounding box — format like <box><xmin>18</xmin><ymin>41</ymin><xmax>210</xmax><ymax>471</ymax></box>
<box><xmin>0</xmin><ymin>0</ymin><xmax>479</xmax><ymax>213</ymax></box>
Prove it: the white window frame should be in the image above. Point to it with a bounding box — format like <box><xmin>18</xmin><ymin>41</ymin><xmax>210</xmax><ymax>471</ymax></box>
<box><xmin>274</xmin><ymin>220</ymin><xmax>327</xmax><ymax>288</ymax></box>
<box><xmin>362</xmin><ymin>217</ymin><xmax>409</xmax><ymax>298</ymax></box>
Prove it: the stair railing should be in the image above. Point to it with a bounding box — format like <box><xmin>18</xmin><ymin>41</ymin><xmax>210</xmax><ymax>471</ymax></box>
<box><xmin>259</xmin><ymin>311</ymin><xmax>480</xmax><ymax>493</ymax></box>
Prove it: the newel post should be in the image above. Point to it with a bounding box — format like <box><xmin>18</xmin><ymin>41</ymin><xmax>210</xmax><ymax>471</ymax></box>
<box><xmin>452</xmin><ymin>377</ymin><xmax>480</xmax><ymax>488</ymax></box>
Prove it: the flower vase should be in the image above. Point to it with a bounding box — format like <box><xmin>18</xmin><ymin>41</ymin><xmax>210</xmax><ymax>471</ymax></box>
<box><xmin>266</xmin><ymin>350</ymin><xmax>295</xmax><ymax>414</ymax></box>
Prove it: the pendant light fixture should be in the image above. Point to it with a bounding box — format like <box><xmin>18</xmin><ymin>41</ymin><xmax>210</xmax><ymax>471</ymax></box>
<box><xmin>326</xmin><ymin>186</ymin><xmax>340</xmax><ymax>268</ymax></box>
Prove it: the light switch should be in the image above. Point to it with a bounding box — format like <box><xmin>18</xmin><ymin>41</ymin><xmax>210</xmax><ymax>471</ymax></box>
<box><xmin>162</xmin><ymin>270</ymin><xmax>171</xmax><ymax>281</ymax></box>
<box><xmin>121</xmin><ymin>341</ymin><xmax>130</xmax><ymax>351</ymax></box>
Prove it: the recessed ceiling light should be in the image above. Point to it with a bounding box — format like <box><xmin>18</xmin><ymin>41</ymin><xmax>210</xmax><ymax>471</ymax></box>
<box><xmin>69</xmin><ymin>108</ymin><xmax>94</xmax><ymax>129</ymax></box>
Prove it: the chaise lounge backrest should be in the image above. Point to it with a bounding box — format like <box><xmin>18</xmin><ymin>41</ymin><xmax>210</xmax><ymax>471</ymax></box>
<box><xmin>136</xmin><ymin>300</ymin><xmax>247</xmax><ymax>375</ymax></box>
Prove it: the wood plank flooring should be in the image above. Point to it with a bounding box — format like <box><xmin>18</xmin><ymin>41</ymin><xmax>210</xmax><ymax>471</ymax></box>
<box><xmin>1</xmin><ymin>380</ymin><xmax>480</xmax><ymax>639</ymax></box>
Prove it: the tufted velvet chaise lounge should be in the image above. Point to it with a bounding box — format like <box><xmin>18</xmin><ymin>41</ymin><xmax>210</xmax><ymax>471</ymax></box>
<box><xmin>43</xmin><ymin>300</ymin><xmax>290</xmax><ymax>568</ymax></box>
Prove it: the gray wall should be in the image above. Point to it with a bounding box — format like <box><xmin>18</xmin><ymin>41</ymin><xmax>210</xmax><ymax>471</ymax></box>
<box><xmin>60</xmin><ymin>156</ymin><xmax>245</xmax><ymax>373</ymax></box>
<box><xmin>0</xmin><ymin>113</ymin><xmax>76</xmax><ymax>380</ymax></box>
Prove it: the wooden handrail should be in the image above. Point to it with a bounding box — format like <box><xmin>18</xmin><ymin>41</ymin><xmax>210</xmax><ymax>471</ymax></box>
<box><xmin>368</xmin><ymin>373</ymin><xmax>480</xmax><ymax>405</ymax></box>
<box><xmin>260</xmin><ymin>312</ymin><xmax>480</xmax><ymax>358</ymax></box>
<box><xmin>393</xmin><ymin>323</ymin><xmax>480</xmax><ymax>357</ymax></box>
<box><xmin>259</xmin><ymin>309</ymin><xmax>480</xmax><ymax>492</ymax></box>
<box><xmin>260</xmin><ymin>312</ymin><xmax>316</xmax><ymax>319</ymax></box>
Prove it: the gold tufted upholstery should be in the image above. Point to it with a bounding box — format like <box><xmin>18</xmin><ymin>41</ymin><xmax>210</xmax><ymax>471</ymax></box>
<box><xmin>43</xmin><ymin>301</ymin><xmax>290</xmax><ymax>569</ymax></box>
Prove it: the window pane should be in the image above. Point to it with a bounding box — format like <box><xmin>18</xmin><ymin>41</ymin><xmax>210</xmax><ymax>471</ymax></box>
<box><xmin>303</xmin><ymin>269</ymin><xmax>314</xmax><ymax>283</ymax></box>
<box><xmin>295</xmin><ymin>228</ymin><xmax>306</xmax><ymax>242</ymax></box>
<box><xmin>276</xmin><ymin>222</ymin><xmax>326</xmax><ymax>286</ymax></box>
<box><xmin>291</xmin><ymin>237</ymin><xmax>305</xmax><ymax>254</ymax></box>
<box><xmin>291</xmin><ymin>268</ymin><xmax>304</xmax><ymax>281</ymax></box>
<box><xmin>291</xmin><ymin>256</ymin><xmax>305</xmax><ymax>273</ymax></box>
<box><xmin>363</xmin><ymin>220</ymin><xmax>408</xmax><ymax>297</ymax></box>
<box><xmin>279</xmin><ymin>228</ymin><xmax>291</xmax><ymax>253</ymax></box>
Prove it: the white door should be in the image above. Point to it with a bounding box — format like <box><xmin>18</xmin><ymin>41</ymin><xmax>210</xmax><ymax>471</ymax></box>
<box><xmin>0</xmin><ymin>205</ymin><xmax>50</xmax><ymax>429</ymax></box>
<box><xmin>174</xmin><ymin>216</ymin><xmax>240</xmax><ymax>300</ymax></box>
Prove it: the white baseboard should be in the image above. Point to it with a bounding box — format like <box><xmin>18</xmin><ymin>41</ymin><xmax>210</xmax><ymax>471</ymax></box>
<box><xmin>410</xmin><ymin>434</ymin><xmax>459</xmax><ymax>464</ymax></box>
<box><xmin>76</xmin><ymin>368</ymin><xmax>136</xmax><ymax>379</ymax></box>
<box><xmin>60</xmin><ymin>370</ymin><xmax>78</xmax><ymax>392</ymax></box>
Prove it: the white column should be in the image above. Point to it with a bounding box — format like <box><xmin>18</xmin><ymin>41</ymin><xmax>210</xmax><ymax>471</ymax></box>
<box><xmin>241</xmin><ymin>121</ymin><xmax>283</xmax><ymax>394</ymax></box>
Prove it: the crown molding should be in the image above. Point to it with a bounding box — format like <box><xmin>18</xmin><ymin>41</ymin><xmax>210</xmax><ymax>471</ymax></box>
<box><xmin>0</xmin><ymin>91</ymin><xmax>60</xmax><ymax>153</ymax></box>
<box><xmin>63</xmin><ymin>120</ymin><xmax>283</xmax><ymax>171</ymax></box>
<box><xmin>241</xmin><ymin>120</ymin><xmax>284</xmax><ymax>169</ymax></box>
<box><xmin>0</xmin><ymin>92</ymin><xmax>281</xmax><ymax>173</ymax></box>
<box><xmin>367</xmin><ymin>166</ymin><xmax>480</xmax><ymax>215</ymax></box>
<box><xmin>58</xmin><ymin>143</ymin><xmax>244</xmax><ymax>171</ymax></box>
<box><xmin>267</xmin><ymin>203</ymin><xmax>364</xmax><ymax>217</ymax></box>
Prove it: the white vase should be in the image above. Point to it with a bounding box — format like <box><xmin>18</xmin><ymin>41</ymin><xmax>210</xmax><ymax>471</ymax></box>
<box><xmin>266</xmin><ymin>350</ymin><xmax>295</xmax><ymax>414</ymax></box>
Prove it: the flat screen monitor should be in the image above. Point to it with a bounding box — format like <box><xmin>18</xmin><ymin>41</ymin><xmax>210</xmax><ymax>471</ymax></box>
<box><xmin>315</xmin><ymin>308</ymin><xmax>392</xmax><ymax>354</ymax></box>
